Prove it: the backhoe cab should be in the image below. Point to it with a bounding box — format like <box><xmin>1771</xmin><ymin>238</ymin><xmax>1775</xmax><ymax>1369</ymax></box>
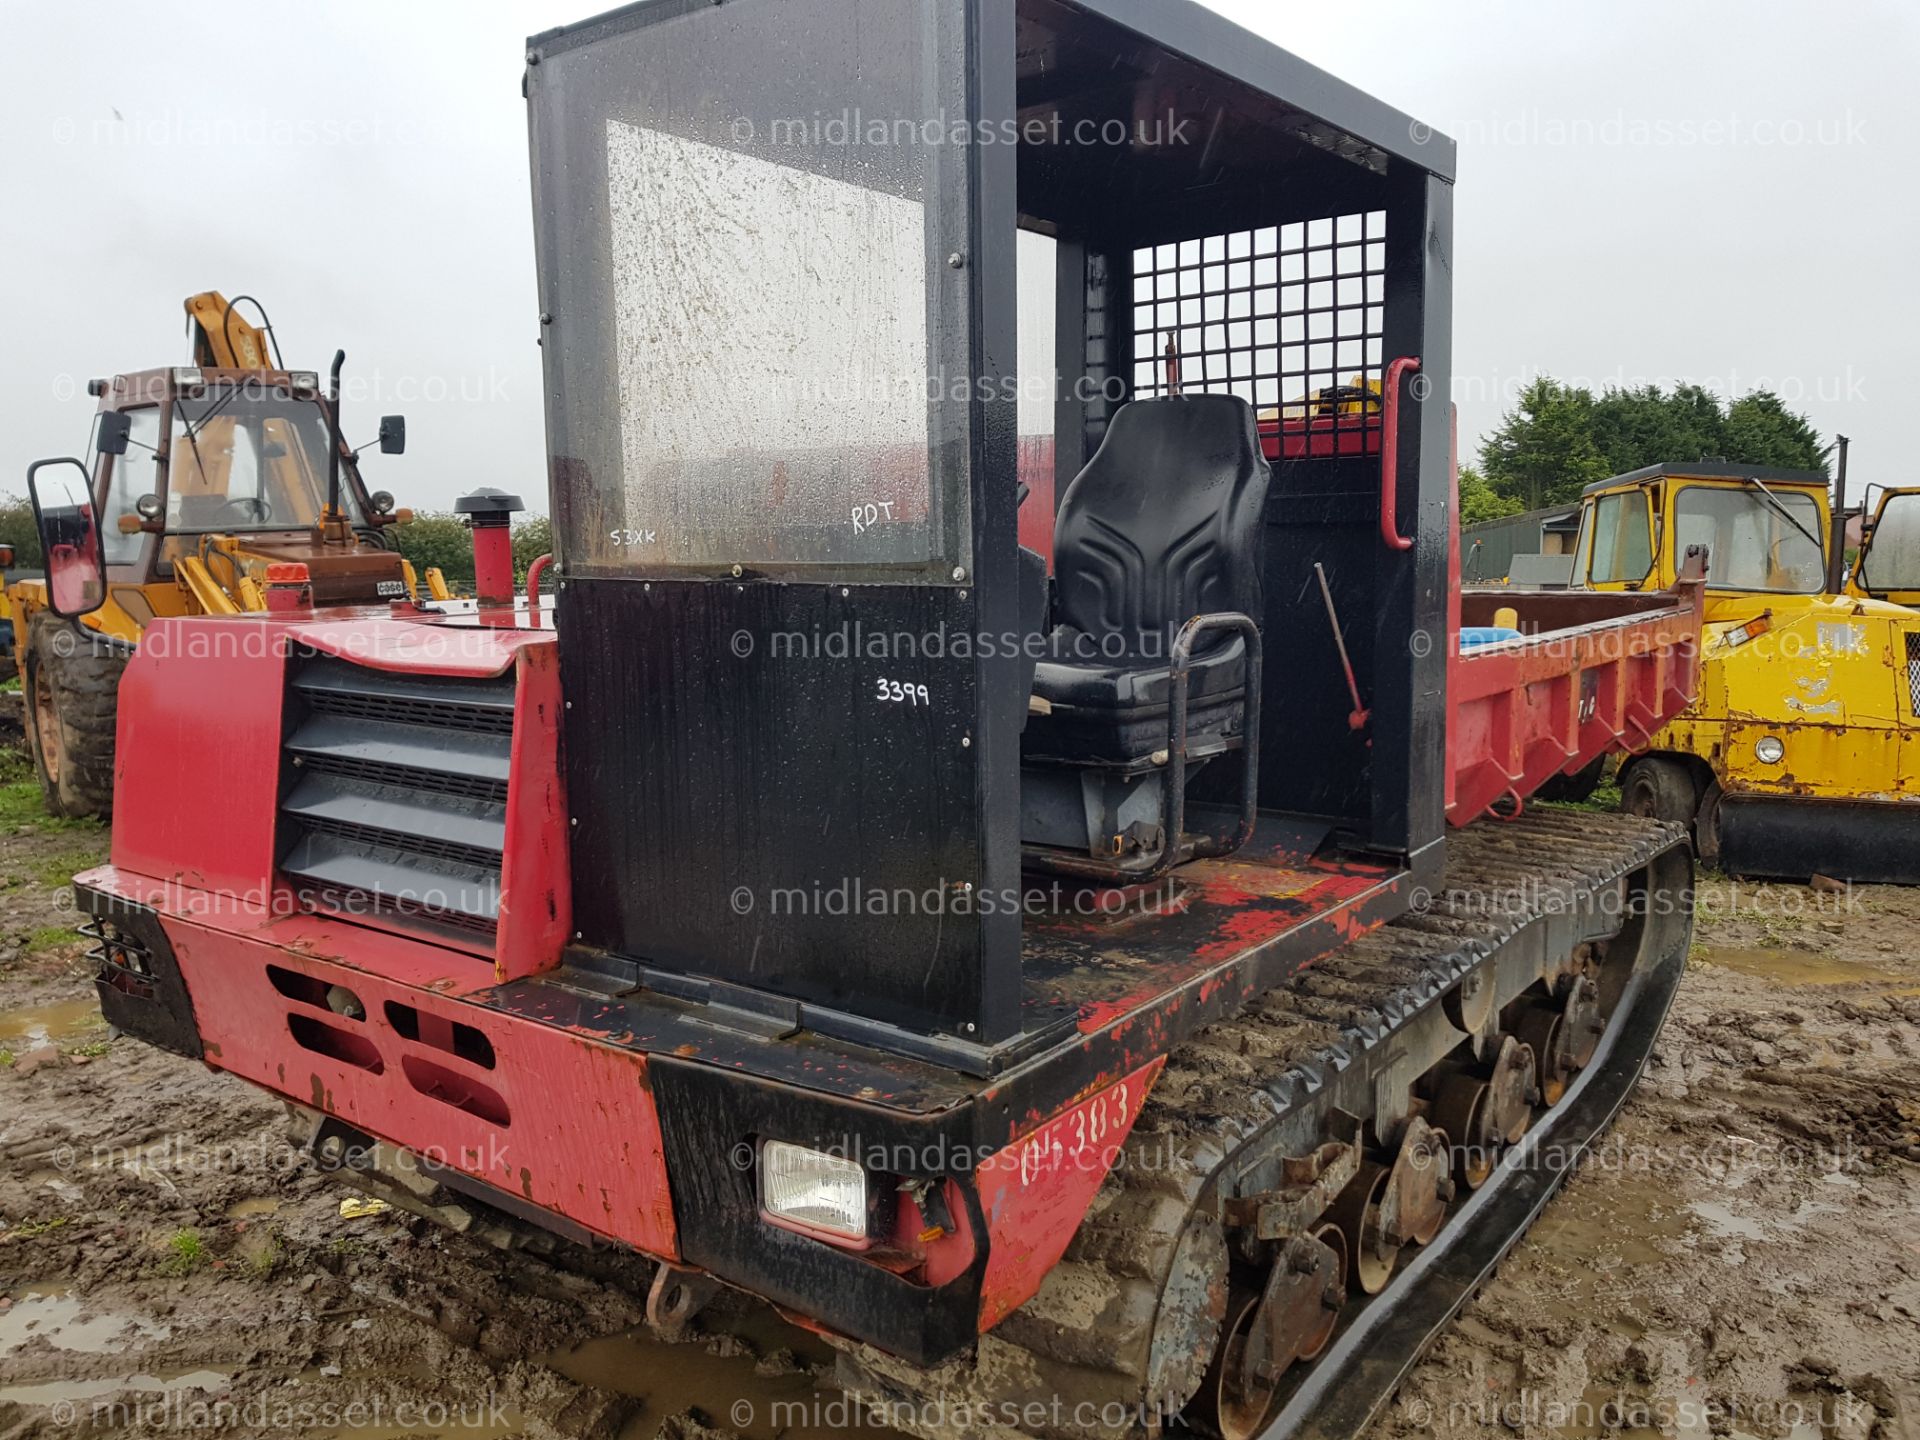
<box><xmin>7</xmin><ymin>292</ymin><xmax>428</xmax><ymax>816</ymax></box>
<box><xmin>1570</xmin><ymin>461</ymin><xmax>1920</xmax><ymax>882</ymax></box>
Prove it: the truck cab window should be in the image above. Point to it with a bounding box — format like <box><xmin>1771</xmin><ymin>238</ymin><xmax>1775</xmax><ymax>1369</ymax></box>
<box><xmin>1588</xmin><ymin>489</ymin><xmax>1653</xmax><ymax>584</ymax></box>
<box><xmin>101</xmin><ymin>407</ymin><xmax>163</xmax><ymax>564</ymax></box>
<box><xmin>1860</xmin><ymin>492</ymin><xmax>1920</xmax><ymax>593</ymax></box>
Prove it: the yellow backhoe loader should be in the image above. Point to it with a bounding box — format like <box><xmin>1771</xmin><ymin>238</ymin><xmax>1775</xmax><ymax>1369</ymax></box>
<box><xmin>7</xmin><ymin>292</ymin><xmax>448</xmax><ymax>817</ymax></box>
<box><xmin>1564</xmin><ymin>455</ymin><xmax>1920</xmax><ymax>882</ymax></box>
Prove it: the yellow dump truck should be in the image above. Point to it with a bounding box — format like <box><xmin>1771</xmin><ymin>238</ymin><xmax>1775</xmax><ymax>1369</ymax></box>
<box><xmin>7</xmin><ymin>292</ymin><xmax>443</xmax><ymax>817</ymax></box>
<box><xmin>1568</xmin><ymin>460</ymin><xmax>1920</xmax><ymax>882</ymax></box>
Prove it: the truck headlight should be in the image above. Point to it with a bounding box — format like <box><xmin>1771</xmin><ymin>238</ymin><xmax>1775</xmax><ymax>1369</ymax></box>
<box><xmin>170</xmin><ymin>366</ymin><xmax>204</xmax><ymax>390</ymax></box>
<box><xmin>1755</xmin><ymin>736</ymin><xmax>1785</xmax><ymax>765</ymax></box>
<box><xmin>759</xmin><ymin>1140</ymin><xmax>867</xmax><ymax>1241</ymax></box>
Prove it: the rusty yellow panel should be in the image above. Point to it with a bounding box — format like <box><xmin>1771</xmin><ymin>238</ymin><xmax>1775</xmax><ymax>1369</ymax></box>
<box><xmin>1642</xmin><ymin>592</ymin><xmax>1920</xmax><ymax>806</ymax></box>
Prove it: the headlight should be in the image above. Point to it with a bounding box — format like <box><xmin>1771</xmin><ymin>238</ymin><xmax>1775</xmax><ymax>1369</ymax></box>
<box><xmin>170</xmin><ymin>366</ymin><xmax>204</xmax><ymax>390</ymax></box>
<box><xmin>759</xmin><ymin>1140</ymin><xmax>867</xmax><ymax>1241</ymax></box>
<box><xmin>288</xmin><ymin>370</ymin><xmax>319</xmax><ymax>393</ymax></box>
<box><xmin>1755</xmin><ymin>736</ymin><xmax>1785</xmax><ymax>765</ymax></box>
<box><xmin>134</xmin><ymin>493</ymin><xmax>164</xmax><ymax>522</ymax></box>
<box><xmin>369</xmin><ymin>490</ymin><xmax>396</xmax><ymax>515</ymax></box>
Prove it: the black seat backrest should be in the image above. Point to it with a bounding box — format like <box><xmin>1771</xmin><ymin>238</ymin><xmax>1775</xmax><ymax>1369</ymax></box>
<box><xmin>1052</xmin><ymin>395</ymin><xmax>1270</xmax><ymax>653</ymax></box>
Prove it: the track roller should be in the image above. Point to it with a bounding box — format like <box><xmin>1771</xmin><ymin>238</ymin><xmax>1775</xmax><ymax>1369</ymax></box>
<box><xmin>1207</xmin><ymin>1225</ymin><xmax>1347</xmax><ymax>1440</ymax></box>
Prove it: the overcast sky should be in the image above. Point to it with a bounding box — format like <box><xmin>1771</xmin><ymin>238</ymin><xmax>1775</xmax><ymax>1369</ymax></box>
<box><xmin>2</xmin><ymin>1</ymin><xmax>1913</xmax><ymax>512</ymax></box>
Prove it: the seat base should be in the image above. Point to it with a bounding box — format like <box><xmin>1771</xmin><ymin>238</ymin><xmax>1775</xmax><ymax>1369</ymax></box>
<box><xmin>1021</xmin><ymin>750</ymin><xmax>1236</xmax><ymax>872</ymax></box>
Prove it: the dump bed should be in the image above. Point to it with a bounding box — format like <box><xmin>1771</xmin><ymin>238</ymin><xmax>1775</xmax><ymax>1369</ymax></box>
<box><xmin>1446</xmin><ymin>563</ymin><xmax>1706</xmax><ymax>824</ymax></box>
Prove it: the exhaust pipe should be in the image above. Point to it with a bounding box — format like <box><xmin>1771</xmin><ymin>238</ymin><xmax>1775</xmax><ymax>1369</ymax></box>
<box><xmin>455</xmin><ymin>488</ymin><xmax>525</xmax><ymax>607</ymax></box>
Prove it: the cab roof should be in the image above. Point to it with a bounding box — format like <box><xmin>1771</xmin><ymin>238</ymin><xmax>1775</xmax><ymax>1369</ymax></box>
<box><xmin>527</xmin><ymin>0</ymin><xmax>1457</xmax><ymax>182</ymax></box>
<box><xmin>1582</xmin><ymin>461</ymin><xmax>1830</xmax><ymax>497</ymax></box>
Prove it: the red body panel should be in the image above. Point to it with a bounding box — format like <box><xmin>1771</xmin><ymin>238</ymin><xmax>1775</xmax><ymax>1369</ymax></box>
<box><xmin>1016</xmin><ymin>434</ymin><xmax>1056</xmax><ymax>566</ymax></box>
<box><xmin>112</xmin><ymin>618</ymin><xmax>292</xmax><ymax>899</ymax></box>
<box><xmin>1257</xmin><ymin>412</ymin><xmax>1381</xmax><ymax>462</ymax></box>
<box><xmin>497</xmin><ymin>642</ymin><xmax>571</xmax><ymax>981</ymax></box>
<box><xmin>287</xmin><ymin>613</ymin><xmax>545</xmax><ymax>676</ymax></box>
<box><xmin>1445</xmin><ymin>610</ymin><xmax>1700</xmax><ymax>824</ymax></box>
<box><xmin>1440</xmin><ymin>446</ymin><xmax>1704</xmax><ymax>824</ymax></box>
<box><xmin>975</xmin><ymin>1059</ymin><xmax>1164</xmax><ymax>1328</ymax></box>
<box><xmin>86</xmin><ymin>863</ymin><xmax>680</xmax><ymax>1257</ymax></box>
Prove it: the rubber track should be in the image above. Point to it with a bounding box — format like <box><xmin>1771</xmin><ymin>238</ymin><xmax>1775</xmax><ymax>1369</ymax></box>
<box><xmin>838</xmin><ymin>811</ymin><xmax>1688</xmax><ymax>1440</ymax></box>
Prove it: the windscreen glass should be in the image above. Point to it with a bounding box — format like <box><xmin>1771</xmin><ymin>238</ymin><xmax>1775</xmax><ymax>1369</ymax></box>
<box><xmin>1860</xmin><ymin>492</ymin><xmax>1920</xmax><ymax>593</ymax></box>
<box><xmin>529</xmin><ymin>0</ymin><xmax>969</xmax><ymax>578</ymax></box>
<box><xmin>1674</xmin><ymin>484</ymin><xmax>1824</xmax><ymax>593</ymax></box>
<box><xmin>166</xmin><ymin>390</ymin><xmax>359</xmax><ymax>532</ymax></box>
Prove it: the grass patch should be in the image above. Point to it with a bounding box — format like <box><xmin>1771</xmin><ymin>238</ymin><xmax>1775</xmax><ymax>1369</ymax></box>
<box><xmin>0</xmin><ymin>1047</ymin><xmax>14</xmax><ymax>1068</ymax></box>
<box><xmin>161</xmin><ymin>1228</ymin><xmax>207</xmax><ymax>1275</ymax></box>
<box><xmin>0</xmin><ymin>674</ymin><xmax>18</xmax><ymax>693</ymax></box>
<box><xmin>28</xmin><ymin>923</ymin><xmax>78</xmax><ymax>951</ymax></box>
<box><xmin>1550</xmin><ymin>776</ymin><xmax>1624</xmax><ymax>814</ymax></box>
<box><xmin>68</xmin><ymin>1039</ymin><xmax>110</xmax><ymax>1059</ymax></box>
<box><xmin>13</xmin><ymin>1216</ymin><xmax>71</xmax><ymax>1238</ymax></box>
<box><xmin>34</xmin><ymin>844</ymin><xmax>107</xmax><ymax>889</ymax></box>
<box><xmin>0</xmin><ymin>747</ymin><xmax>103</xmax><ymax>837</ymax></box>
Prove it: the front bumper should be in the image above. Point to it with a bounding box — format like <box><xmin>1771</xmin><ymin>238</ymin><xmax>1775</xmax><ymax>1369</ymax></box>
<box><xmin>1718</xmin><ymin>792</ymin><xmax>1920</xmax><ymax>884</ymax></box>
<box><xmin>68</xmin><ymin>871</ymin><xmax>1152</xmax><ymax>1368</ymax></box>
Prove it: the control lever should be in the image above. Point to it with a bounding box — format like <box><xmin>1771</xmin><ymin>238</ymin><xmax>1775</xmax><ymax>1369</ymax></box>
<box><xmin>1313</xmin><ymin>563</ymin><xmax>1370</xmax><ymax>731</ymax></box>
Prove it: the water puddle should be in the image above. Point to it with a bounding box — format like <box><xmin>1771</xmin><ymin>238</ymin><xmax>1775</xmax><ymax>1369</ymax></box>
<box><xmin>226</xmin><ymin>1196</ymin><xmax>282</xmax><ymax>1221</ymax></box>
<box><xmin>0</xmin><ymin>1369</ymin><xmax>230</xmax><ymax>1408</ymax></box>
<box><xmin>0</xmin><ymin>1290</ymin><xmax>172</xmax><ymax>1358</ymax></box>
<box><xmin>1695</xmin><ymin>946</ymin><xmax>1916</xmax><ymax>992</ymax></box>
<box><xmin>548</xmin><ymin>1307</ymin><xmax>898</xmax><ymax>1440</ymax></box>
<box><xmin>1523</xmin><ymin>1173</ymin><xmax>1695</xmax><ymax>1329</ymax></box>
<box><xmin>0</xmin><ymin>995</ymin><xmax>105</xmax><ymax>1048</ymax></box>
<box><xmin>25</xmin><ymin>1166</ymin><xmax>84</xmax><ymax>1204</ymax></box>
<box><xmin>1687</xmin><ymin>1199</ymin><xmax>1767</xmax><ymax>1242</ymax></box>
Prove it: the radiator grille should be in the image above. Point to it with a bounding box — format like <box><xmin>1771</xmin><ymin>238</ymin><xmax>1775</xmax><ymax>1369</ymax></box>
<box><xmin>279</xmin><ymin>652</ymin><xmax>512</xmax><ymax>945</ymax></box>
<box><xmin>298</xmin><ymin>751</ymin><xmax>509</xmax><ymax>806</ymax></box>
<box><xmin>301</xmin><ymin>685</ymin><xmax>515</xmax><ymax>736</ymax></box>
<box><xmin>1906</xmin><ymin>632</ymin><xmax>1920</xmax><ymax>714</ymax></box>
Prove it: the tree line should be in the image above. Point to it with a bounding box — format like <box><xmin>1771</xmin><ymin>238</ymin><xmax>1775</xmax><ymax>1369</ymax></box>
<box><xmin>1460</xmin><ymin>378</ymin><xmax>1827</xmax><ymax>524</ymax></box>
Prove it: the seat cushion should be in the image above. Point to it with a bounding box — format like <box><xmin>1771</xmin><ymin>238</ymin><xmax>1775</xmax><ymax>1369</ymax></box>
<box><xmin>1025</xmin><ymin>628</ymin><xmax>1248</xmax><ymax>763</ymax></box>
<box><xmin>1032</xmin><ymin>627</ymin><xmax>1247</xmax><ymax>713</ymax></box>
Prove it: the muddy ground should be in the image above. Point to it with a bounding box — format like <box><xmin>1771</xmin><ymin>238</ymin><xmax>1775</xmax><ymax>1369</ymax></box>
<box><xmin>1</xmin><ymin>742</ymin><xmax>1916</xmax><ymax>1439</ymax></box>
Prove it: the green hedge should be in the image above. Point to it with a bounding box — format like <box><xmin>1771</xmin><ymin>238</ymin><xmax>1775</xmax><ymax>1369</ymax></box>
<box><xmin>393</xmin><ymin>513</ymin><xmax>553</xmax><ymax>591</ymax></box>
<box><xmin>0</xmin><ymin>497</ymin><xmax>42</xmax><ymax>569</ymax></box>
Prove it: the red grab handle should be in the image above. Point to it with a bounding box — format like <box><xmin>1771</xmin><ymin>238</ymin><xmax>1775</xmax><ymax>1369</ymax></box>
<box><xmin>526</xmin><ymin>552</ymin><xmax>554</xmax><ymax>610</ymax></box>
<box><xmin>1379</xmin><ymin>355</ymin><xmax>1420</xmax><ymax>552</ymax></box>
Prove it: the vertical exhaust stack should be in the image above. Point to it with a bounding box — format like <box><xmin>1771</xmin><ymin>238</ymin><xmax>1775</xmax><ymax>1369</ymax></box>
<box><xmin>455</xmin><ymin>488</ymin><xmax>524</xmax><ymax>607</ymax></box>
<box><xmin>1827</xmin><ymin>435</ymin><xmax>1851</xmax><ymax>595</ymax></box>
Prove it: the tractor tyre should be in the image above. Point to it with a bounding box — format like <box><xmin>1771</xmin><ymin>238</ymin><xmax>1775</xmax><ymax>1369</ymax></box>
<box><xmin>22</xmin><ymin>612</ymin><xmax>125</xmax><ymax>819</ymax></box>
<box><xmin>1617</xmin><ymin>755</ymin><xmax>1698</xmax><ymax>827</ymax></box>
<box><xmin>1537</xmin><ymin>754</ymin><xmax>1608</xmax><ymax>804</ymax></box>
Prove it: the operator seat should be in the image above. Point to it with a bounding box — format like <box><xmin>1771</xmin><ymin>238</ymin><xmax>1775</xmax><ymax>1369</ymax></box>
<box><xmin>1024</xmin><ymin>394</ymin><xmax>1271</xmax><ymax>764</ymax></box>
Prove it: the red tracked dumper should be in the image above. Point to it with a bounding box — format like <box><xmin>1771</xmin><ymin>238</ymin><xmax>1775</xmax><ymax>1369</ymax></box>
<box><xmin>44</xmin><ymin>3</ymin><xmax>1707</xmax><ymax>1436</ymax></box>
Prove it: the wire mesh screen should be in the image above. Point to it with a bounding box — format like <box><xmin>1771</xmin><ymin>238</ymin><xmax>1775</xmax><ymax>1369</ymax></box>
<box><xmin>1906</xmin><ymin>632</ymin><xmax>1920</xmax><ymax>714</ymax></box>
<box><xmin>1129</xmin><ymin>212</ymin><xmax>1386</xmax><ymax>420</ymax></box>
